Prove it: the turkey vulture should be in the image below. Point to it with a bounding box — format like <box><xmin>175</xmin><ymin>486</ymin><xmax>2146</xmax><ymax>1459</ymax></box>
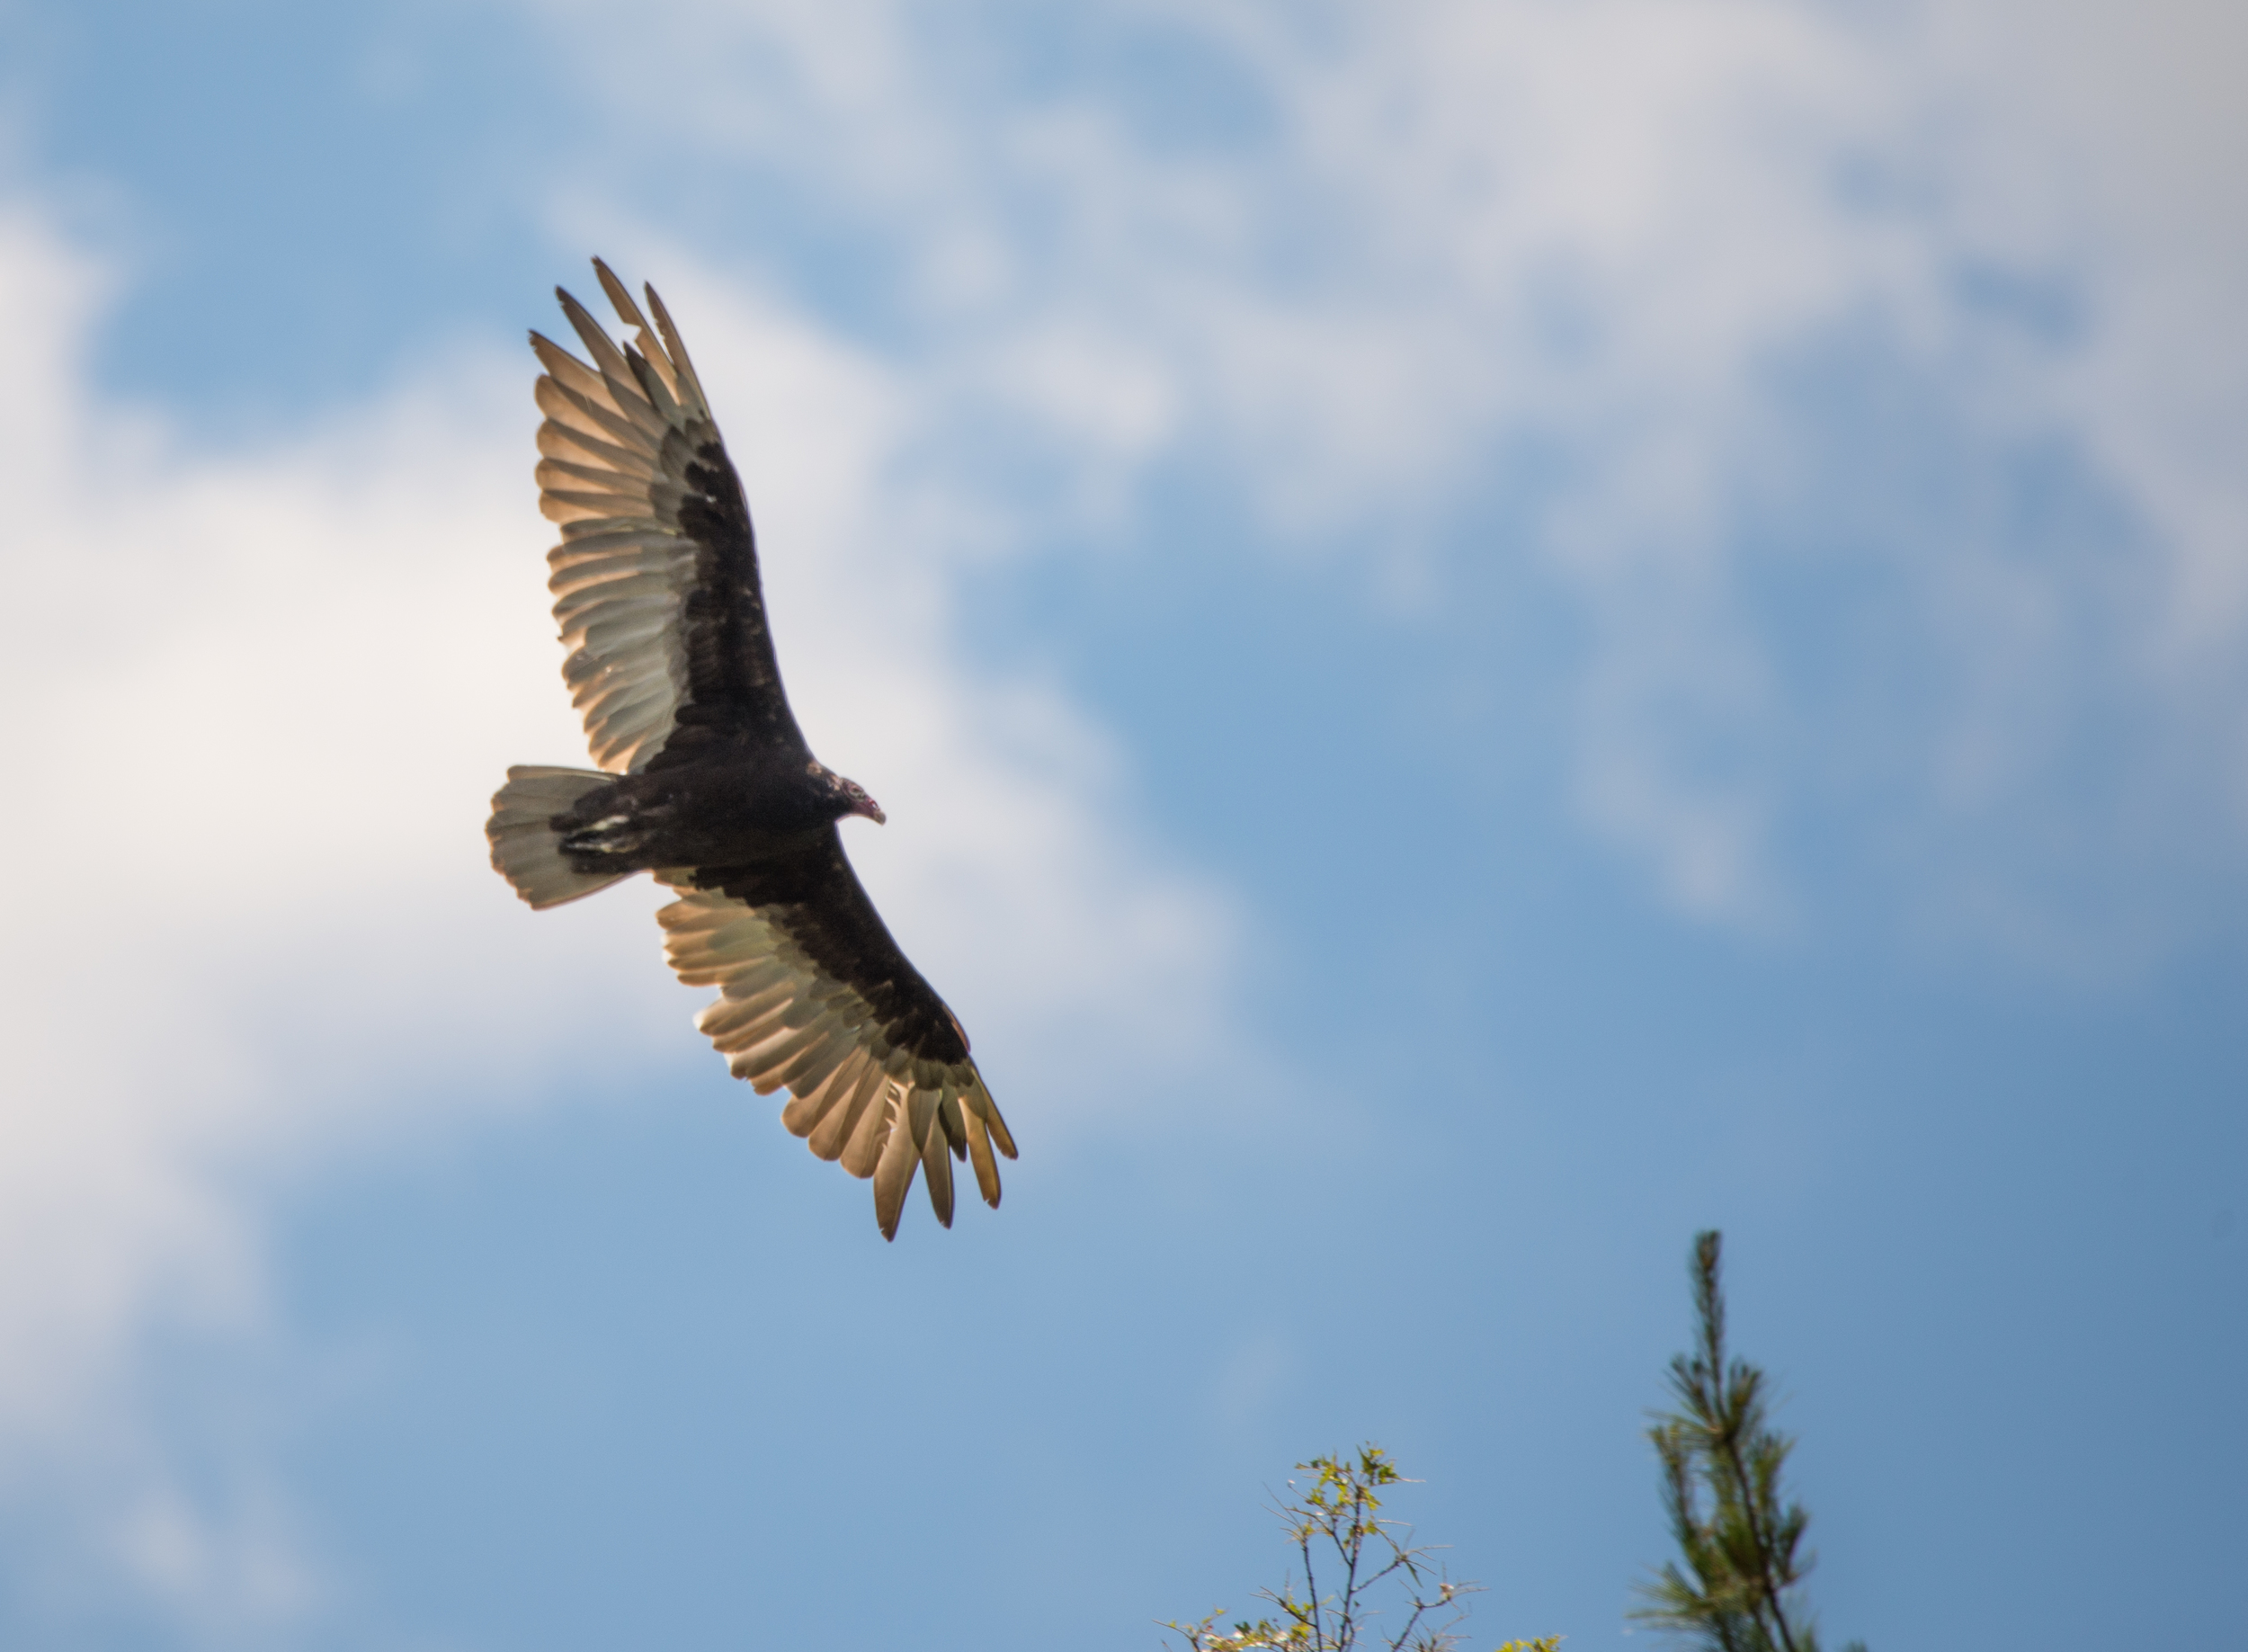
<box><xmin>486</xmin><ymin>261</ymin><xmax>1014</xmax><ymax>1239</ymax></box>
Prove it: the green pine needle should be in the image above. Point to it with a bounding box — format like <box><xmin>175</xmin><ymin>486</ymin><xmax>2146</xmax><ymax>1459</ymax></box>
<box><xmin>1629</xmin><ymin>1231</ymin><xmax>1862</xmax><ymax>1652</ymax></box>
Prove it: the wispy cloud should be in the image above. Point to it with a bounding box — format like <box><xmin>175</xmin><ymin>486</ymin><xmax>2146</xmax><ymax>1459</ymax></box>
<box><xmin>0</xmin><ymin>200</ymin><xmax>1235</xmax><ymax>1626</ymax></box>
<box><xmin>4</xmin><ymin>0</ymin><xmax>2242</xmax><ymax>1629</ymax></box>
<box><xmin>519</xmin><ymin>0</ymin><xmax>2248</xmax><ymax>954</ymax></box>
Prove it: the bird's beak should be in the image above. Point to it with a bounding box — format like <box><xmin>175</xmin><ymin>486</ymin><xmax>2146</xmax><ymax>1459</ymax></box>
<box><xmin>854</xmin><ymin>799</ymin><xmax>888</xmax><ymax>826</ymax></box>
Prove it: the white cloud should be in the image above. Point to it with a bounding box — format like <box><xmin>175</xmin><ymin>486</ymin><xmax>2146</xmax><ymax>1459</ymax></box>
<box><xmin>1921</xmin><ymin>0</ymin><xmax>2248</xmax><ymax>627</ymax></box>
<box><xmin>1180</xmin><ymin>0</ymin><xmax>2247</xmax><ymax>949</ymax></box>
<box><xmin>0</xmin><ymin>201</ymin><xmax>1236</xmax><ymax>1627</ymax></box>
<box><xmin>518</xmin><ymin>0</ymin><xmax>2248</xmax><ymax>956</ymax></box>
<box><xmin>5</xmin><ymin>0</ymin><xmax>2242</xmax><ymax>1622</ymax></box>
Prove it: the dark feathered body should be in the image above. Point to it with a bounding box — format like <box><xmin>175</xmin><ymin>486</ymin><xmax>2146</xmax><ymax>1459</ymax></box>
<box><xmin>557</xmin><ymin>743</ymin><xmax>848</xmax><ymax>871</ymax></box>
<box><xmin>486</xmin><ymin>262</ymin><xmax>1006</xmax><ymax>1237</ymax></box>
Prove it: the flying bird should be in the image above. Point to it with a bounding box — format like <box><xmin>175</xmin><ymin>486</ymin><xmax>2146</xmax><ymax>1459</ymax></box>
<box><xmin>486</xmin><ymin>261</ymin><xmax>1014</xmax><ymax>1239</ymax></box>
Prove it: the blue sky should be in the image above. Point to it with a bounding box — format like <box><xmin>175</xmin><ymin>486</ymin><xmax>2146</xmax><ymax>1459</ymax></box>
<box><xmin>0</xmin><ymin>2</ymin><xmax>2243</xmax><ymax>1648</ymax></box>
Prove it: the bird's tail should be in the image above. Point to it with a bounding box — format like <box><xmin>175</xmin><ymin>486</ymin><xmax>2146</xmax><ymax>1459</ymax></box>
<box><xmin>487</xmin><ymin>765</ymin><xmax>631</xmax><ymax>909</ymax></box>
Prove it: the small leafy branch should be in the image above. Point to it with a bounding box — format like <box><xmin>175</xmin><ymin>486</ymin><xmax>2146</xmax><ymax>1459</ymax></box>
<box><xmin>1163</xmin><ymin>1445</ymin><xmax>1555</xmax><ymax>1652</ymax></box>
<box><xmin>1632</xmin><ymin>1231</ymin><xmax>1864</xmax><ymax>1652</ymax></box>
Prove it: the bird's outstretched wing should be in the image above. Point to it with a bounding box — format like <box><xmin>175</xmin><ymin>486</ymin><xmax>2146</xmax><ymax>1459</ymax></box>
<box><xmin>532</xmin><ymin>261</ymin><xmax>803</xmax><ymax>774</ymax></box>
<box><xmin>656</xmin><ymin>839</ymin><xmax>1017</xmax><ymax>1239</ymax></box>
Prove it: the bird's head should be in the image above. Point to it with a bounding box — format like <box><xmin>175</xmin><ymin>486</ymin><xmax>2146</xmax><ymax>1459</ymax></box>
<box><xmin>808</xmin><ymin>760</ymin><xmax>886</xmax><ymax>825</ymax></box>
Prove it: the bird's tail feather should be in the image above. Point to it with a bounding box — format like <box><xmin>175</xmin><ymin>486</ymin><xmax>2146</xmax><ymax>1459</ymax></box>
<box><xmin>487</xmin><ymin>764</ymin><xmax>630</xmax><ymax>909</ymax></box>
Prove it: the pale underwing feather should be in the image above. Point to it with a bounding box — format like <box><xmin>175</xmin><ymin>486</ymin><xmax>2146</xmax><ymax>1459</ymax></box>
<box><xmin>555</xmin><ymin>590</ymin><xmax>675</xmax><ymax>633</ymax></box>
<box><xmin>737</xmin><ymin>1014</ymin><xmax>844</xmax><ymax>1087</ymax></box>
<box><xmin>841</xmin><ymin>1077</ymin><xmax>899</xmax><ymax>1180</ymax></box>
<box><xmin>697</xmin><ymin>996</ymin><xmax>795</xmax><ymax>1049</ymax></box>
<box><xmin>577</xmin><ymin>611</ymin><xmax>671</xmax><ymax>656</ymax></box>
<box><xmin>781</xmin><ymin>1052</ymin><xmax>867</xmax><ymax>1138</ymax></box>
<box><xmin>553</xmin><ymin>291</ymin><xmax>645</xmax><ymax>398</ymax></box>
<box><xmin>540</xmin><ymin>490</ymin><xmax>641</xmax><ymax>524</ymax></box>
<box><xmin>530</xmin><ymin>335</ymin><xmax>620</xmax><ymax>411</ymax></box>
<box><xmin>628</xmin><ymin>346</ymin><xmax>684</xmax><ymax>427</ymax></box>
<box><xmin>644</xmin><ymin>286</ymin><xmax>711</xmax><ymax>421</ymax></box>
<box><xmin>534</xmin><ymin>376</ymin><xmax>656</xmax><ymax>458</ymax></box>
<box><xmin>582</xmin><ymin>693</ymin><xmax>675</xmax><ymax>755</ymax></box>
<box><xmin>964</xmin><ymin>1108</ymin><xmax>999</xmax><ymax>1206</ymax></box>
<box><xmin>575</xmin><ymin>654</ymin><xmax>675</xmax><ymax>697</ymax></box>
<box><xmin>563</xmin><ymin>594</ymin><xmax>676</xmax><ymax>638</ymax></box>
<box><xmin>548</xmin><ymin>554</ymin><xmax>673</xmax><ymax>596</ymax></box>
<box><xmin>871</xmin><ymin>1088</ymin><xmax>922</xmax><ymax>1238</ymax></box>
<box><xmin>918</xmin><ymin>1091</ymin><xmax>956</xmax><ymax>1229</ymax></box>
<box><xmin>703</xmin><ymin>951</ymin><xmax>789</xmax><ymax>990</ymax></box>
<box><xmin>696</xmin><ymin>980</ymin><xmax>798</xmax><ymax>1033</ymax></box>
<box><xmin>776</xmin><ymin>1026</ymin><xmax>859</xmax><ymax>1095</ymax></box>
<box><xmin>535</xmin><ymin>457</ymin><xmax>645</xmax><ymax>496</ymax></box>
<box><xmin>581</xmin><ymin>676</ymin><xmax>676</xmax><ymax>728</ymax></box>
<box><xmin>807</xmin><ymin>1062</ymin><xmax>885</xmax><ymax>1160</ymax></box>
<box><xmin>591</xmin><ymin>262</ymin><xmax>675</xmax><ymax>396</ymax></box>
<box><xmin>536</xmin><ymin>419</ymin><xmax>652</xmax><ymax>475</ymax></box>
<box><xmin>558</xmin><ymin>300</ymin><xmax>670</xmax><ymax>445</ymax></box>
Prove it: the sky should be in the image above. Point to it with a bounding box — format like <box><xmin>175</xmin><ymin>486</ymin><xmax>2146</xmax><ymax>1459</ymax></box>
<box><xmin>0</xmin><ymin>1</ymin><xmax>2242</xmax><ymax>1648</ymax></box>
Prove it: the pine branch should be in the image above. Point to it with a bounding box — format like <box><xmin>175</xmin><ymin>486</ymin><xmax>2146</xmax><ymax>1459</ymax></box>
<box><xmin>1630</xmin><ymin>1231</ymin><xmax>1860</xmax><ymax>1652</ymax></box>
